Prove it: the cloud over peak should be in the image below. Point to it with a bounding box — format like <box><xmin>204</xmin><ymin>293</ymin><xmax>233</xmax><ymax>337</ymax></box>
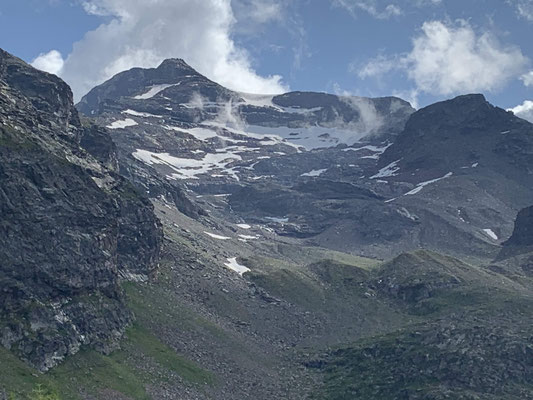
<box><xmin>43</xmin><ymin>0</ymin><xmax>288</xmax><ymax>101</ymax></box>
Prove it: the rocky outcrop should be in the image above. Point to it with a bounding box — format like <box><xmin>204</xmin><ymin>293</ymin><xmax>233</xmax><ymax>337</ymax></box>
<box><xmin>497</xmin><ymin>206</ymin><xmax>533</xmax><ymax>262</ymax></box>
<box><xmin>0</xmin><ymin>49</ymin><xmax>162</xmax><ymax>371</ymax></box>
<box><xmin>505</xmin><ymin>206</ymin><xmax>533</xmax><ymax>247</ymax></box>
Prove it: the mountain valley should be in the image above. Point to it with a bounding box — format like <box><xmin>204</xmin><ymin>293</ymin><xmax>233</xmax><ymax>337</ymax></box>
<box><xmin>1</xmin><ymin>49</ymin><xmax>533</xmax><ymax>400</ymax></box>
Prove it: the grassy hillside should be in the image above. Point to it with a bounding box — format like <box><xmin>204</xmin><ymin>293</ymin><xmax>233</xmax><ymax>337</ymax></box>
<box><xmin>309</xmin><ymin>250</ymin><xmax>533</xmax><ymax>399</ymax></box>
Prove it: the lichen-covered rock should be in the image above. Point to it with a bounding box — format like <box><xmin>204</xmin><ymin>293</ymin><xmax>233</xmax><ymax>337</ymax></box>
<box><xmin>0</xmin><ymin>48</ymin><xmax>162</xmax><ymax>371</ymax></box>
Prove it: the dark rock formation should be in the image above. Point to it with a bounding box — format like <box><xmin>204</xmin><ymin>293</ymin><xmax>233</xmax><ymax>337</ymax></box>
<box><xmin>379</xmin><ymin>94</ymin><xmax>533</xmax><ymax>184</ymax></box>
<box><xmin>0</xmin><ymin>49</ymin><xmax>162</xmax><ymax>371</ymax></box>
<box><xmin>505</xmin><ymin>206</ymin><xmax>533</xmax><ymax>247</ymax></box>
<box><xmin>497</xmin><ymin>205</ymin><xmax>533</xmax><ymax>262</ymax></box>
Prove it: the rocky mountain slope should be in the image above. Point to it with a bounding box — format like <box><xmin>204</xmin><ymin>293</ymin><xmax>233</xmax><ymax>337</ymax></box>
<box><xmin>2</xmin><ymin>49</ymin><xmax>533</xmax><ymax>400</ymax></box>
<box><xmin>77</xmin><ymin>60</ymin><xmax>533</xmax><ymax>261</ymax></box>
<box><xmin>0</xmin><ymin>49</ymin><xmax>162</xmax><ymax>372</ymax></box>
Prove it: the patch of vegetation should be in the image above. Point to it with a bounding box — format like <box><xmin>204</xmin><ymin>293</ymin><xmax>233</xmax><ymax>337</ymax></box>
<box><xmin>49</xmin><ymin>349</ymin><xmax>149</xmax><ymax>400</ymax></box>
<box><xmin>126</xmin><ymin>324</ymin><xmax>214</xmax><ymax>385</ymax></box>
<box><xmin>0</xmin><ymin>284</ymin><xmax>215</xmax><ymax>399</ymax></box>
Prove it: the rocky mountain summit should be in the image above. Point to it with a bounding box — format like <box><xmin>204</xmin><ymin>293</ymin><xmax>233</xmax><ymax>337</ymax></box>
<box><xmin>0</xmin><ymin>49</ymin><xmax>162</xmax><ymax>372</ymax></box>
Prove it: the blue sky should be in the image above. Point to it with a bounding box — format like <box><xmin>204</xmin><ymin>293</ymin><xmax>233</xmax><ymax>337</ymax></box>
<box><xmin>1</xmin><ymin>0</ymin><xmax>532</xmax><ymax>115</ymax></box>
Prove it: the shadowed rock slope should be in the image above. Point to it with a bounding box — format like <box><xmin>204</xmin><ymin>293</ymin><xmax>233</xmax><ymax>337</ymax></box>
<box><xmin>0</xmin><ymin>49</ymin><xmax>162</xmax><ymax>372</ymax></box>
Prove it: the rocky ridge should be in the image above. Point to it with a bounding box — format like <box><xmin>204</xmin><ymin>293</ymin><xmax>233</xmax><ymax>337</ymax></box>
<box><xmin>77</xmin><ymin>60</ymin><xmax>533</xmax><ymax>260</ymax></box>
<box><xmin>0</xmin><ymin>49</ymin><xmax>162</xmax><ymax>371</ymax></box>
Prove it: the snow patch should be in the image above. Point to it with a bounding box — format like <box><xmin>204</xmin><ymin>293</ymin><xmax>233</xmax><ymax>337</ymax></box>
<box><xmin>122</xmin><ymin>109</ymin><xmax>162</xmax><ymax>118</ymax></box>
<box><xmin>204</xmin><ymin>232</ymin><xmax>231</xmax><ymax>240</ymax></box>
<box><xmin>237</xmin><ymin>224</ymin><xmax>251</xmax><ymax>229</ymax></box>
<box><xmin>132</xmin><ymin>149</ymin><xmax>242</xmax><ymax>180</ymax></box>
<box><xmin>107</xmin><ymin>118</ymin><xmax>138</xmax><ymax>129</ymax></box>
<box><xmin>265</xmin><ymin>217</ymin><xmax>289</xmax><ymax>223</ymax></box>
<box><xmin>404</xmin><ymin>172</ymin><xmax>453</xmax><ymax>196</ymax></box>
<box><xmin>342</xmin><ymin>144</ymin><xmax>391</xmax><ymax>154</ymax></box>
<box><xmin>133</xmin><ymin>84</ymin><xmax>180</xmax><ymax>100</ymax></box>
<box><xmin>483</xmin><ymin>229</ymin><xmax>498</xmax><ymax>241</ymax></box>
<box><xmin>224</xmin><ymin>257</ymin><xmax>250</xmax><ymax>275</ymax></box>
<box><xmin>370</xmin><ymin>160</ymin><xmax>401</xmax><ymax>179</ymax></box>
<box><xmin>166</xmin><ymin>126</ymin><xmax>218</xmax><ymax>141</ymax></box>
<box><xmin>238</xmin><ymin>234</ymin><xmax>259</xmax><ymax>240</ymax></box>
<box><xmin>301</xmin><ymin>168</ymin><xmax>327</xmax><ymax>177</ymax></box>
<box><xmin>245</xmin><ymin>124</ymin><xmax>364</xmax><ymax>151</ymax></box>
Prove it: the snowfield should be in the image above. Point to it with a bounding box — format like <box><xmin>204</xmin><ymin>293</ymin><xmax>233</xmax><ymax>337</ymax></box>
<box><xmin>132</xmin><ymin>149</ymin><xmax>242</xmax><ymax>180</ymax></box>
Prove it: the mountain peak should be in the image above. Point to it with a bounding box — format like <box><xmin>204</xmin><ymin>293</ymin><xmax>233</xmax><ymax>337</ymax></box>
<box><xmin>156</xmin><ymin>58</ymin><xmax>200</xmax><ymax>76</ymax></box>
<box><xmin>77</xmin><ymin>56</ymin><xmax>212</xmax><ymax>115</ymax></box>
<box><xmin>158</xmin><ymin>58</ymin><xmax>192</xmax><ymax>69</ymax></box>
<box><xmin>378</xmin><ymin>92</ymin><xmax>533</xmax><ymax>181</ymax></box>
<box><xmin>451</xmin><ymin>93</ymin><xmax>486</xmax><ymax>102</ymax></box>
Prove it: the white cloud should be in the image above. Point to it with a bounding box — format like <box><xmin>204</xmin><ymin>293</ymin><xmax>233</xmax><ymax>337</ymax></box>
<box><xmin>412</xmin><ymin>0</ymin><xmax>442</xmax><ymax>6</ymax></box>
<box><xmin>59</xmin><ymin>0</ymin><xmax>287</xmax><ymax>101</ymax></box>
<box><xmin>233</xmin><ymin>0</ymin><xmax>283</xmax><ymax>25</ymax></box>
<box><xmin>332</xmin><ymin>0</ymin><xmax>442</xmax><ymax>18</ymax></box>
<box><xmin>508</xmin><ymin>0</ymin><xmax>533</xmax><ymax>22</ymax></box>
<box><xmin>332</xmin><ymin>0</ymin><xmax>402</xmax><ymax>19</ymax></box>
<box><xmin>356</xmin><ymin>53</ymin><xmax>399</xmax><ymax>78</ymax></box>
<box><xmin>508</xmin><ymin>100</ymin><xmax>533</xmax><ymax>123</ymax></box>
<box><xmin>358</xmin><ymin>20</ymin><xmax>529</xmax><ymax>96</ymax></box>
<box><xmin>522</xmin><ymin>71</ymin><xmax>533</xmax><ymax>87</ymax></box>
<box><xmin>31</xmin><ymin>50</ymin><xmax>65</xmax><ymax>75</ymax></box>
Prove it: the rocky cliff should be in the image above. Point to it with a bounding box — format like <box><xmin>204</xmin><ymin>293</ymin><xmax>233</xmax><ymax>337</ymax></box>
<box><xmin>497</xmin><ymin>205</ymin><xmax>533</xmax><ymax>263</ymax></box>
<box><xmin>0</xmin><ymin>49</ymin><xmax>162</xmax><ymax>371</ymax></box>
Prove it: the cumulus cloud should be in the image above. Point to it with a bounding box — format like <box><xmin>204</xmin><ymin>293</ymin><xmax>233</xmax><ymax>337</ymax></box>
<box><xmin>357</xmin><ymin>20</ymin><xmax>529</xmax><ymax>96</ymax></box>
<box><xmin>55</xmin><ymin>0</ymin><xmax>287</xmax><ymax>101</ymax></box>
<box><xmin>508</xmin><ymin>100</ymin><xmax>533</xmax><ymax>123</ymax></box>
<box><xmin>31</xmin><ymin>50</ymin><xmax>65</xmax><ymax>75</ymax></box>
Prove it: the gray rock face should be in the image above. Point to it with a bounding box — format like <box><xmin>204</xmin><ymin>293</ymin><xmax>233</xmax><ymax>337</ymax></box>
<box><xmin>379</xmin><ymin>94</ymin><xmax>533</xmax><ymax>184</ymax></box>
<box><xmin>497</xmin><ymin>206</ymin><xmax>533</xmax><ymax>262</ymax></box>
<box><xmin>505</xmin><ymin>206</ymin><xmax>533</xmax><ymax>247</ymax></box>
<box><xmin>0</xmin><ymin>49</ymin><xmax>162</xmax><ymax>371</ymax></box>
